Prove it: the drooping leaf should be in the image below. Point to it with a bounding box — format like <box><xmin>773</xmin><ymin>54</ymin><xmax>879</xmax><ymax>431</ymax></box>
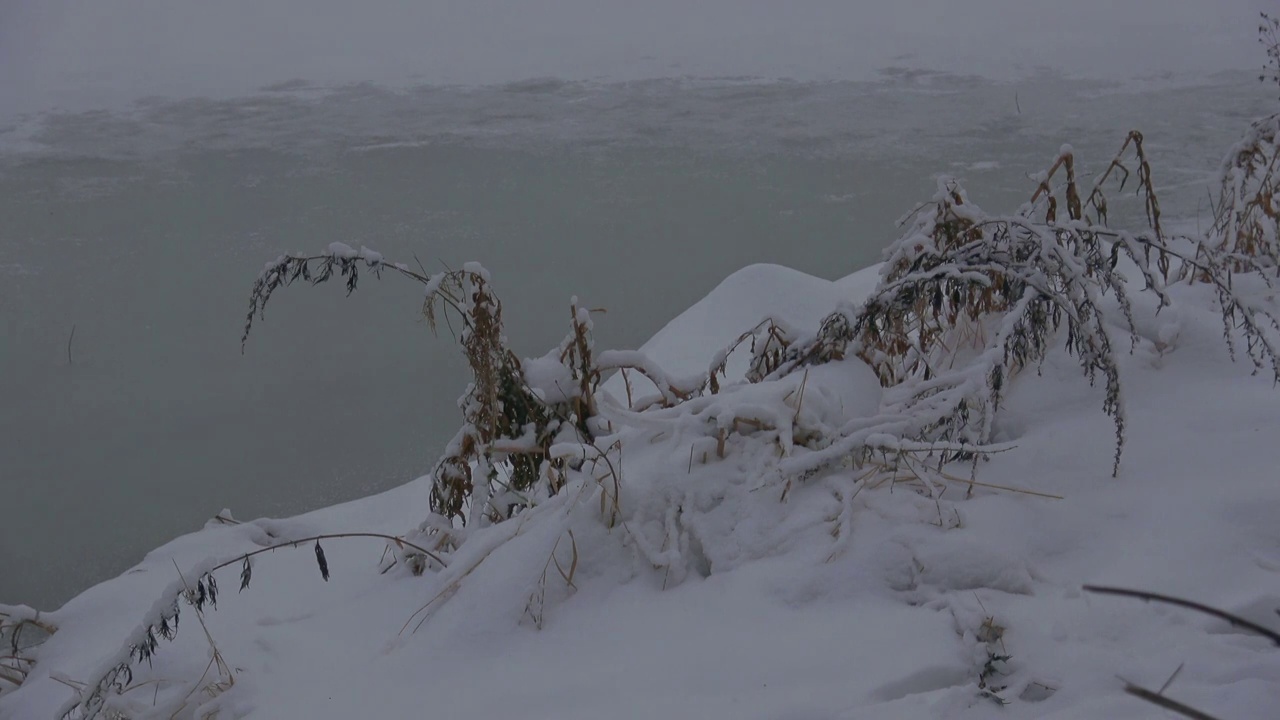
<box><xmin>315</xmin><ymin>540</ymin><xmax>330</xmax><ymax>581</ymax></box>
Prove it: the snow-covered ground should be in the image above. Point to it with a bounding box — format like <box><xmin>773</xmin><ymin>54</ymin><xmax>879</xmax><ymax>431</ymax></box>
<box><xmin>4</xmin><ymin>239</ymin><xmax>1278</xmax><ymax>718</ymax></box>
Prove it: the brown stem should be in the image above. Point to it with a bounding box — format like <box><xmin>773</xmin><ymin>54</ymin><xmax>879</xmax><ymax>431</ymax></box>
<box><xmin>1123</xmin><ymin>684</ymin><xmax>1222</xmax><ymax>720</ymax></box>
<box><xmin>207</xmin><ymin>533</ymin><xmax>448</xmax><ymax>577</ymax></box>
<box><xmin>1082</xmin><ymin>585</ymin><xmax>1280</xmax><ymax>646</ymax></box>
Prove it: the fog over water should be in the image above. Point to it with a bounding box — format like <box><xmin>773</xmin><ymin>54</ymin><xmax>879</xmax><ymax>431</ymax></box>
<box><xmin>1</xmin><ymin>0</ymin><xmax>1269</xmax><ymax>113</ymax></box>
<box><xmin>1</xmin><ymin>1</ymin><xmax>1275</xmax><ymax>608</ymax></box>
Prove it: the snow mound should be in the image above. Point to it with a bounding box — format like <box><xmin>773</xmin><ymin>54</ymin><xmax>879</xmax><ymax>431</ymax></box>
<box><xmin>5</xmin><ymin>261</ymin><xmax>1280</xmax><ymax>720</ymax></box>
<box><xmin>603</xmin><ymin>262</ymin><xmax>880</xmax><ymax>400</ymax></box>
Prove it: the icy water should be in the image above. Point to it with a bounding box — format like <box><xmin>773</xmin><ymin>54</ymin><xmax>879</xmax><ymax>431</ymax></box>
<box><xmin>1</xmin><ymin>73</ymin><xmax>1272</xmax><ymax>608</ymax></box>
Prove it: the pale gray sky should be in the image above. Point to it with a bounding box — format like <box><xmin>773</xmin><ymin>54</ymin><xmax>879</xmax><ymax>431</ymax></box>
<box><xmin>1</xmin><ymin>0</ymin><xmax>1272</xmax><ymax>115</ymax></box>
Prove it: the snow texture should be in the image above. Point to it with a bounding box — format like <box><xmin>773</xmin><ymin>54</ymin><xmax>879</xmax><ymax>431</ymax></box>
<box><xmin>324</xmin><ymin>242</ymin><xmax>357</xmax><ymax>260</ymax></box>
<box><xmin>4</xmin><ymin>259</ymin><xmax>1280</xmax><ymax>719</ymax></box>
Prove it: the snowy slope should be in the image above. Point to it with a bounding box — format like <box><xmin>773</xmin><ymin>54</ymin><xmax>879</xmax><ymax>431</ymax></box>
<box><xmin>601</xmin><ymin>263</ymin><xmax>881</xmax><ymax>396</ymax></box>
<box><xmin>3</xmin><ymin>257</ymin><xmax>1279</xmax><ymax>719</ymax></box>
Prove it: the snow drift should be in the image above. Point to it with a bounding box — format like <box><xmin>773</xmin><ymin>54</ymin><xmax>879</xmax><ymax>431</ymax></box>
<box><xmin>4</xmin><ymin>247</ymin><xmax>1280</xmax><ymax>718</ymax></box>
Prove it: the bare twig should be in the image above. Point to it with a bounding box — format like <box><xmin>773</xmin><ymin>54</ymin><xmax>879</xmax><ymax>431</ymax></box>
<box><xmin>1082</xmin><ymin>585</ymin><xmax>1280</xmax><ymax>646</ymax></box>
<box><xmin>170</xmin><ymin>560</ymin><xmax>234</xmax><ymax>714</ymax></box>
<box><xmin>792</xmin><ymin>368</ymin><xmax>809</xmax><ymax>423</ymax></box>
<box><xmin>208</xmin><ymin>532</ymin><xmax>448</xmax><ymax>576</ymax></box>
<box><xmin>1159</xmin><ymin>662</ymin><xmax>1185</xmax><ymax>695</ymax></box>
<box><xmin>936</xmin><ymin>469</ymin><xmax>1064</xmax><ymax>500</ymax></box>
<box><xmin>0</xmin><ymin>667</ymin><xmax>25</xmax><ymax>688</ymax></box>
<box><xmin>1123</xmin><ymin>683</ymin><xmax>1222</xmax><ymax>720</ymax></box>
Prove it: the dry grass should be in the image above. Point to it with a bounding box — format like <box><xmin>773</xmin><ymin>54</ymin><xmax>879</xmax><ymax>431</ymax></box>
<box><xmin>748</xmin><ymin>124</ymin><xmax>1279</xmax><ymax>480</ymax></box>
<box><xmin>167</xmin><ymin>560</ymin><xmax>235</xmax><ymax>720</ymax></box>
<box><xmin>243</xmin><ymin>255</ymin><xmax>608</xmax><ymax>526</ymax></box>
<box><xmin>1203</xmin><ymin>14</ymin><xmax>1280</xmax><ymax>274</ymax></box>
<box><xmin>524</xmin><ymin>530</ymin><xmax>579</xmax><ymax>630</ymax></box>
<box><xmin>0</xmin><ymin>606</ymin><xmax>56</xmax><ymax>697</ymax></box>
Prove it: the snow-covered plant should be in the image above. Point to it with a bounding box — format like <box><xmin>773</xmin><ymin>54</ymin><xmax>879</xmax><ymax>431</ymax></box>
<box><xmin>0</xmin><ymin>605</ymin><xmax>54</xmax><ymax>697</ymax></box>
<box><xmin>1261</xmin><ymin>12</ymin><xmax>1280</xmax><ymax>99</ymax></box>
<box><xmin>1211</xmin><ymin>106</ymin><xmax>1280</xmax><ymax>271</ymax></box>
<box><xmin>58</xmin><ymin>529</ymin><xmax>444</xmax><ymax>720</ymax></box>
<box><xmin>751</xmin><ymin>136</ymin><xmax>1279</xmax><ymax>476</ymax></box>
<box><xmin>859</xmin><ymin>167</ymin><xmax>1144</xmax><ymax>472</ymax></box>
<box><xmin>1204</xmin><ymin>14</ymin><xmax>1280</xmax><ymax>272</ymax></box>
<box><xmin>244</xmin><ymin>246</ymin><xmax>604</xmax><ymax>528</ymax></box>
<box><xmin>732</xmin><ymin>314</ymin><xmax>853</xmax><ymax>383</ymax></box>
<box><xmin>430</xmin><ymin>289</ymin><xmax>613</xmax><ymax>527</ymax></box>
<box><xmin>58</xmin><ymin>563</ymin><xmax>215</xmax><ymax>720</ymax></box>
<box><xmin>424</xmin><ymin>266</ymin><xmax>564</xmax><ymax>525</ymax></box>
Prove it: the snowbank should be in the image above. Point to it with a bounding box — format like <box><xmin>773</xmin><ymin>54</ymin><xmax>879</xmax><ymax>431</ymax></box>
<box><xmin>4</xmin><ymin>259</ymin><xmax>1280</xmax><ymax>719</ymax></box>
<box><xmin>602</xmin><ymin>263</ymin><xmax>880</xmax><ymax>397</ymax></box>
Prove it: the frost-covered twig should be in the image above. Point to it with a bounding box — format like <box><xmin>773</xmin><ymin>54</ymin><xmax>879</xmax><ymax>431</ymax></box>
<box><xmin>770</xmin><ymin>134</ymin><xmax>1279</xmax><ymax>479</ymax></box>
<box><xmin>0</xmin><ymin>605</ymin><xmax>56</xmax><ymax>655</ymax></box>
<box><xmin>60</xmin><ymin>530</ymin><xmax>446</xmax><ymax>720</ymax></box>
<box><xmin>1210</xmin><ymin>111</ymin><xmax>1280</xmax><ymax>271</ymax></box>
<box><xmin>1206</xmin><ymin>17</ymin><xmax>1280</xmax><ymax>274</ymax></box>
<box><xmin>846</xmin><ymin>178</ymin><xmax>1136</xmax><ymax>472</ymax></box>
<box><xmin>207</xmin><ymin>532</ymin><xmax>448</xmax><ymax>579</ymax></box>
<box><xmin>244</xmin><ymin>251</ymin><xmax>612</xmax><ymax>525</ymax></box>
<box><xmin>0</xmin><ymin>605</ymin><xmax>55</xmax><ymax>697</ymax></box>
<box><xmin>597</xmin><ymin>350</ymin><xmax>703</xmax><ymax>408</ymax></box>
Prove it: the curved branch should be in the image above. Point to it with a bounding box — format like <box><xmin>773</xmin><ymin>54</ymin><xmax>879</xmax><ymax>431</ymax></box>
<box><xmin>1083</xmin><ymin>585</ymin><xmax>1280</xmax><ymax>646</ymax></box>
<box><xmin>207</xmin><ymin>532</ymin><xmax>448</xmax><ymax>576</ymax></box>
<box><xmin>1123</xmin><ymin>683</ymin><xmax>1222</xmax><ymax>720</ymax></box>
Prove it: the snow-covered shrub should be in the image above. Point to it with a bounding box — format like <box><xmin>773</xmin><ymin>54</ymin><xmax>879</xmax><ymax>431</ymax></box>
<box><xmin>52</xmin><ymin>526</ymin><xmax>451</xmax><ymax>720</ymax></box>
<box><xmin>1264</xmin><ymin>12</ymin><xmax>1280</xmax><ymax>94</ymax></box>
<box><xmin>421</xmin><ymin>267</ymin><xmax>576</xmax><ymax>527</ymax></box>
<box><xmin>850</xmin><ymin>139</ymin><xmax>1170</xmax><ymax>474</ymax></box>
<box><xmin>735</xmin><ymin>134</ymin><xmax>1279</xmax><ymax>476</ymax></box>
<box><xmin>245</xmin><ymin>249</ymin><xmax>609</xmax><ymax>529</ymax></box>
<box><xmin>1212</xmin><ymin>107</ymin><xmax>1280</xmax><ymax>271</ymax></box>
<box><xmin>0</xmin><ymin>605</ymin><xmax>53</xmax><ymax>697</ymax></box>
<box><xmin>1206</xmin><ymin>13</ymin><xmax>1280</xmax><ymax>271</ymax></box>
